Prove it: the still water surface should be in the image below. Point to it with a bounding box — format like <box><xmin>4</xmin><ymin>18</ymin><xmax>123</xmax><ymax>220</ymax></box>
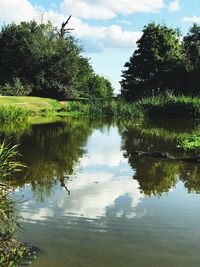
<box><xmin>9</xmin><ymin>118</ymin><xmax>200</xmax><ymax>267</ymax></box>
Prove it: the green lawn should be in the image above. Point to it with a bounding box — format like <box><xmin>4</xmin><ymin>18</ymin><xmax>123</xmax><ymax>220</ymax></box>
<box><xmin>0</xmin><ymin>96</ymin><xmax>63</xmax><ymax>113</ymax></box>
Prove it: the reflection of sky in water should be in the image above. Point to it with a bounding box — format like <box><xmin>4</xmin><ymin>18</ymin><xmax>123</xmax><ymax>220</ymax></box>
<box><xmin>17</xmin><ymin>127</ymin><xmax>145</xmax><ymax>223</ymax></box>
<box><xmin>15</xmin><ymin>125</ymin><xmax>200</xmax><ymax>267</ymax></box>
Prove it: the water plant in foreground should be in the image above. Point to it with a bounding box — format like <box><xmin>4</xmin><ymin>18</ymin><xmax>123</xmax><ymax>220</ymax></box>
<box><xmin>0</xmin><ymin>141</ymin><xmax>35</xmax><ymax>266</ymax></box>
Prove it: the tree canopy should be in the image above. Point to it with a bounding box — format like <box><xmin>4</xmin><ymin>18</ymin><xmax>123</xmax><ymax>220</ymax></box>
<box><xmin>0</xmin><ymin>21</ymin><xmax>113</xmax><ymax>99</ymax></box>
<box><xmin>183</xmin><ymin>23</ymin><xmax>200</xmax><ymax>94</ymax></box>
<box><xmin>121</xmin><ymin>23</ymin><xmax>200</xmax><ymax>101</ymax></box>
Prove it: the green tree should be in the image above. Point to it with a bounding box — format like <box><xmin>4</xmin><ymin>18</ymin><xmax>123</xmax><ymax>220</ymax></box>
<box><xmin>121</xmin><ymin>23</ymin><xmax>184</xmax><ymax>101</ymax></box>
<box><xmin>87</xmin><ymin>74</ymin><xmax>113</xmax><ymax>98</ymax></box>
<box><xmin>183</xmin><ymin>23</ymin><xmax>200</xmax><ymax>95</ymax></box>
<box><xmin>0</xmin><ymin>21</ymin><xmax>81</xmax><ymax>99</ymax></box>
<box><xmin>0</xmin><ymin>21</ymin><xmax>113</xmax><ymax>99</ymax></box>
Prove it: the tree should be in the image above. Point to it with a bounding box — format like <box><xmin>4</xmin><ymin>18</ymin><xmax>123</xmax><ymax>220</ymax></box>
<box><xmin>0</xmin><ymin>21</ymin><xmax>113</xmax><ymax>99</ymax></box>
<box><xmin>87</xmin><ymin>74</ymin><xmax>113</xmax><ymax>98</ymax></box>
<box><xmin>121</xmin><ymin>23</ymin><xmax>184</xmax><ymax>101</ymax></box>
<box><xmin>183</xmin><ymin>23</ymin><xmax>200</xmax><ymax>95</ymax></box>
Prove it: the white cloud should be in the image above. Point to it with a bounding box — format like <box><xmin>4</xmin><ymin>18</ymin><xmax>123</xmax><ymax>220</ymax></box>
<box><xmin>169</xmin><ymin>0</ymin><xmax>180</xmax><ymax>12</ymax></box>
<box><xmin>19</xmin><ymin>172</ymin><xmax>144</xmax><ymax>221</ymax></box>
<box><xmin>0</xmin><ymin>0</ymin><xmax>141</xmax><ymax>51</ymax></box>
<box><xmin>60</xmin><ymin>0</ymin><xmax>116</xmax><ymax>20</ymax></box>
<box><xmin>0</xmin><ymin>0</ymin><xmax>38</xmax><ymax>23</ymax></box>
<box><xmin>70</xmin><ymin>19</ymin><xmax>141</xmax><ymax>49</ymax></box>
<box><xmin>182</xmin><ymin>16</ymin><xmax>200</xmax><ymax>23</ymax></box>
<box><xmin>61</xmin><ymin>0</ymin><xmax>165</xmax><ymax>20</ymax></box>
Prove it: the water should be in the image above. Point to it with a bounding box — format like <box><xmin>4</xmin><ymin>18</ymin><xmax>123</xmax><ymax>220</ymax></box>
<box><xmin>7</xmin><ymin>118</ymin><xmax>200</xmax><ymax>266</ymax></box>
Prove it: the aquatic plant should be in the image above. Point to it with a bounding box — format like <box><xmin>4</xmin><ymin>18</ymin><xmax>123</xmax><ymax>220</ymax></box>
<box><xmin>179</xmin><ymin>135</ymin><xmax>200</xmax><ymax>151</ymax></box>
<box><xmin>139</xmin><ymin>94</ymin><xmax>200</xmax><ymax>118</ymax></box>
<box><xmin>0</xmin><ymin>141</ymin><xmax>31</xmax><ymax>267</ymax></box>
<box><xmin>0</xmin><ymin>106</ymin><xmax>30</xmax><ymax>123</ymax></box>
<box><xmin>0</xmin><ymin>140</ymin><xmax>25</xmax><ymax>179</ymax></box>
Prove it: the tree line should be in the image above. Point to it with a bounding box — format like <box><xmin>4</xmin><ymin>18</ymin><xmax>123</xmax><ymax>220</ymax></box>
<box><xmin>121</xmin><ymin>23</ymin><xmax>200</xmax><ymax>101</ymax></box>
<box><xmin>0</xmin><ymin>21</ymin><xmax>113</xmax><ymax>99</ymax></box>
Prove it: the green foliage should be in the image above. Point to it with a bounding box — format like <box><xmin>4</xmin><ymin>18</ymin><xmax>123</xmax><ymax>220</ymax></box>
<box><xmin>0</xmin><ymin>21</ymin><xmax>113</xmax><ymax>99</ymax></box>
<box><xmin>121</xmin><ymin>22</ymin><xmax>200</xmax><ymax>100</ymax></box>
<box><xmin>63</xmin><ymin>95</ymin><xmax>200</xmax><ymax>119</ymax></box>
<box><xmin>121</xmin><ymin>23</ymin><xmax>184</xmax><ymax>100</ymax></box>
<box><xmin>0</xmin><ymin>96</ymin><xmax>63</xmax><ymax>116</ymax></box>
<box><xmin>0</xmin><ymin>239</ymin><xmax>34</xmax><ymax>267</ymax></box>
<box><xmin>179</xmin><ymin>135</ymin><xmax>200</xmax><ymax>151</ymax></box>
<box><xmin>0</xmin><ymin>191</ymin><xmax>19</xmax><ymax>241</ymax></box>
<box><xmin>0</xmin><ymin>78</ymin><xmax>32</xmax><ymax>96</ymax></box>
<box><xmin>0</xmin><ymin>141</ymin><xmax>25</xmax><ymax>180</ymax></box>
<box><xmin>87</xmin><ymin>75</ymin><xmax>113</xmax><ymax>98</ymax></box>
<box><xmin>65</xmin><ymin>99</ymin><xmax>142</xmax><ymax>117</ymax></box>
<box><xmin>0</xmin><ymin>141</ymin><xmax>31</xmax><ymax>267</ymax></box>
<box><xmin>183</xmin><ymin>23</ymin><xmax>200</xmax><ymax>70</ymax></box>
<box><xmin>183</xmin><ymin>23</ymin><xmax>200</xmax><ymax>95</ymax></box>
<box><xmin>138</xmin><ymin>94</ymin><xmax>200</xmax><ymax>118</ymax></box>
<box><xmin>0</xmin><ymin>106</ymin><xmax>29</xmax><ymax>123</ymax></box>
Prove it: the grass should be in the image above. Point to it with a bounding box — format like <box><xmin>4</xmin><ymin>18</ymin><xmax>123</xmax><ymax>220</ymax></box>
<box><xmin>0</xmin><ymin>96</ymin><xmax>62</xmax><ymax>114</ymax></box>
<box><xmin>0</xmin><ymin>106</ymin><xmax>30</xmax><ymax>123</ymax></box>
<box><xmin>64</xmin><ymin>99</ymin><xmax>143</xmax><ymax>117</ymax></box>
<box><xmin>0</xmin><ymin>95</ymin><xmax>199</xmax><ymax>120</ymax></box>
<box><xmin>138</xmin><ymin>94</ymin><xmax>200</xmax><ymax>118</ymax></box>
<box><xmin>61</xmin><ymin>95</ymin><xmax>200</xmax><ymax>120</ymax></box>
<box><xmin>0</xmin><ymin>141</ymin><xmax>34</xmax><ymax>267</ymax></box>
<box><xmin>0</xmin><ymin>140</ymin><xmax>25</xmax><ymax>179</ymax></box>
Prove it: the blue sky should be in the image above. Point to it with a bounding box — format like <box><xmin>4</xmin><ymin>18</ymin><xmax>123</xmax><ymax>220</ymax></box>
<box><xmin>0</xmin><ymin>0</ymin><xmax>199</xmax><ymax>92</ymax></box>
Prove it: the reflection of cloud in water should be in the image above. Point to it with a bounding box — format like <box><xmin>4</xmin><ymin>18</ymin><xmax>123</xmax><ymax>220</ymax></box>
<box><xmin>18</xmin><ymin>127</ymin><xmax>145</xmax><ymax>223</ymax></box>
<box><xmin>19</xmin><ymin>173</ymin><xmax>144</xmax><ymax>222</ymax></box>
<box><xmin>61</xmin><ymin>173</ymin><xmax>144</xmax><ymax>219</ymax></box>
<box><xmin>106</xmin><ymin>194</ymin><xmax>147</xmax><ymax>220</ymax></box>
<box><xmin>80</xmin><ymin>128</ymin><xmax>127</xmax><ymax>167</ymax></box>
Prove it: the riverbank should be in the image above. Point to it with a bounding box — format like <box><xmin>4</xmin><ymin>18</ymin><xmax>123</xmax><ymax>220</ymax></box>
<box><xmin>1</xmin><ymin>95</ymin><xmax>200</xmax><ymax>119</ymax></box>
<box><xmin>0</xmin><ymin>95</ymin><xmax>200</xmax><ymax>150</ymax></box>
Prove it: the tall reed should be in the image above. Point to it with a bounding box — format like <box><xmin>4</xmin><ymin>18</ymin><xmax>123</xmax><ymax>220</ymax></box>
<box><xmin>0</xmin><ymin>106</ymin><xmax>30</xmax><ymax>123</ymax></box>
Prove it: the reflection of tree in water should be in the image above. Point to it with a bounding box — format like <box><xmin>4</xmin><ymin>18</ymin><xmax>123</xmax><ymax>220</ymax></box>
<box><xmin>13</xmin><ymin>119</ymin><xmax>94</xmax><ymax>201</ymax></box>
<box><xmin>122</xmin><ymin>125</ymin><xmax>200</xmax><ymax>196</ymax></box>
<box><xmin>6</xmin><ymin>118</ymin><xmax>116</xmax><ymax>201</ymax></box>
<box><xmin>179</xmin><ymin>164</ymin><xmax>200</xmax><ymax>194</ymax></box>
<box><xmin>106</xmin><ymin>194</ymin><xmax>147</xmax><ymax>220</ymax></box>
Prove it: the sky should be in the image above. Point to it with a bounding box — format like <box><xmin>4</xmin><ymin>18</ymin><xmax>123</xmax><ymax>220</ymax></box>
<box><xmin>0</xmin><ymin>0</ymin><xmax>199</xmax><ymax>93</ymax></box>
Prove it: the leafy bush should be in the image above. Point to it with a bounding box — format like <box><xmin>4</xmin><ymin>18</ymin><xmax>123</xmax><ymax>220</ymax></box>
<box><xmin>0</xmin><ymin>78</ymin><xmax>32</xmax><ymax>96</ymax></box>
<box><xmin>179</xmin><ymin>135</ymin><xmax>200</xmax><ymax>151</ymax></box>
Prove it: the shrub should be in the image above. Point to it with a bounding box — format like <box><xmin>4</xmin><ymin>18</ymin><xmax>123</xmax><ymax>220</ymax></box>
<box><xmin>0</xmin><ymin>78</ymin><xmax>32</xmax><ymax>96</ymax></box>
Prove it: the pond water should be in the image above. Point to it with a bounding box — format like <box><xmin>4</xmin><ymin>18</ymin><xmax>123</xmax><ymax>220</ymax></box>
<box><xmin>8</xmin><ymin>118</ymin><xmax>200</xmax><ymax>267</ymax></box>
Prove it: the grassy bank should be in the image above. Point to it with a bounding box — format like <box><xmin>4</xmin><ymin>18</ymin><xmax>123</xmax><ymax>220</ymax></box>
<box><xmin>1</xmin><ymin>95</ymin><xmax>200</xmax><ymax>119</ymax></box>
<box><xmin>64</xmin><ymin>95</ymin><xmax>200</xmax><ymax>119</ymax></box>
<box><xmin>0</xmin><ymin>96</ymin><xmax>62</xmax><ymax>114</ymax></box>
<box><xmin>65</xmin><ymin>99</ymin><xmax>142</xmax><ymax>117</ymax></box>
<box><xmin>0</xmin><ymin>95</ymin><xmax>200</xmax><ymax>150</ymax></box>
<box><xmin>139</xmin><ymin>95</ymin><xmax>200</xmax><ymax>119</ymax></box>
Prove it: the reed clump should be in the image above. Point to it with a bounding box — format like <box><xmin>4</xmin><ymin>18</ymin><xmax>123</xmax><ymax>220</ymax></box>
<box><xmin>0</xmin><ymin>141</ymin><xmax>33</xmax><ymax>267</ymax></box>
<box><xmin>139</xmin><ymin>95</ymin><xmax>200</xmax><ymax>119</ymax></box>
<box><xmin>0</xmin><ymin>106</ymin><xmax>30</xmax><ymax>123</ymax></box>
